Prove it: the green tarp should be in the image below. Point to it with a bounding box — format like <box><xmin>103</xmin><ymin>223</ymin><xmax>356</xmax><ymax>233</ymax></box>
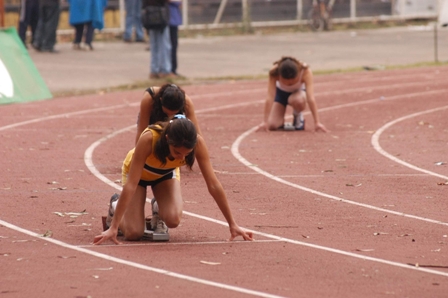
<box><xmin>0</xmin><ymin>27</ymin><xmax>52</xmax><ymax>105</ymax></box>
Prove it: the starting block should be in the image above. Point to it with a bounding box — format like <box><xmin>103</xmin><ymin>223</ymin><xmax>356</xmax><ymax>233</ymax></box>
<box><xmin>101</xmin><ymin>216</ymin><xmax>169</xmax><ymax>241</ymax></box>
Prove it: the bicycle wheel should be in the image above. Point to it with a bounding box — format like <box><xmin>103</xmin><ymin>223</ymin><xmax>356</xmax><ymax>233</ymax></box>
<box><xmin>308</xmin><ymin>9</ymin><xmax>324</xmax><ymax>32</ymax></box>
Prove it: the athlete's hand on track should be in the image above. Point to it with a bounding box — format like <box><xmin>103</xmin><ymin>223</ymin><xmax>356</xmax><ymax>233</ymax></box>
<box><xmin>229</xmin><ymin>225</ymin><xmax>254</xmax><ymax>241</ymax></box>
<box><xmin>93</xmin><ymin>228</ymin><xmax>122</xmax><ymax>245</ymax></box>
<box><xmin>315</xmin><ymin>122</ymin><xmax>329</xmax><ymax>132</ymax></box>
<box><xmin>256</xmin><ymin>122</ymin><xmax>268</xmax><ymax>132</ymax></box>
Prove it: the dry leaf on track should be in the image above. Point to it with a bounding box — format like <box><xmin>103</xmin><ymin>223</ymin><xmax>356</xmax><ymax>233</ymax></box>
<box><xmin>200</xmin><ymin>261</ymin><xmax>221</xmax><ymax>265</ymax></box>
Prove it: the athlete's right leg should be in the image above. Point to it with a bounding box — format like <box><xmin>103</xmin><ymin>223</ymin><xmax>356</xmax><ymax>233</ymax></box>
<box><xmin>289</xmin><ymin>90</ymin><xmax>307</xmax><ymax>130</ymax></box>
<box><xmin>151</xmin><ymin>178</ymin><xmax>183</xmax><ymax>229</ymax></box>
<box><xmin>288</xmin><ymin>90</ymin><xmax>307</xmax><ymax>112</ymax></box>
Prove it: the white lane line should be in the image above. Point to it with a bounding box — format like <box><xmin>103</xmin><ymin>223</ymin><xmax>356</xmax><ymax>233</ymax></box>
<box><xmin>0</xmin><ymin>219</ymin><xmax>285</xmax><ymax>298</ymax></box>
<box><xmin>1</xmin><ymin>82</ymin><xmax>447</xmax><ymax>290</ymax></box>
<box><xmin>78</xmin><ymin>239</ymin><xmax>282</xmax><ymax>248</ymax></box>
<box><xmin>371</xmin><ymin>105</ymin><xmax>448</xmax><ymax>180</ymax></box>
<box><xmin>215</xmin><ymin>172</ymin><xmax>430</xmax><ymax>177</ymax></box>
<box><xmin>316</xmin><ymin>89</ymin><xmax>446</xmax><ymax>114</ymax></box>
<box><xmin>0</xmin><ymin>104</ymin><xmax>132</xmax><ymax>132</ymax></box>
<box><xmin>2</xmin><ymin>78</ymin><xmax>445</xmax><ymax>133</ymax></box>
<box><xmin>0</xmin><ymin>93</ymin><xmax>290</xmax><ymax>297</ymax></box>
<box><xmin>0</xmin><ymin>99</ymin><xmax>280</xmax><ymax>297</ymax></box>
<box><xmin>193</xmin><ymin>72</ymin><xmax>445</xmax><ymax>99</ymax></box>
<box><xmin>84</xmin><ymin>87</ymin><xmax>447</xmax><ymax>280</ymax></box>
<box><xmin>229</xmin><ymin>90</ymin><xmax>448</xmax><ymax>226</ymax></box>
<box><xmin>82</xmin><ymin>91</ymin><xmax>448</xmax><ymax>280</ymax></box>
<box><xmin>226</xmin><ymin>89</ymin><xmax>448</xmax><ymax>277</ymax></box>
<box><xmin>231</xmin><ymin>126</ymin><xmax>448</xmax><ymax>228</ymax></box>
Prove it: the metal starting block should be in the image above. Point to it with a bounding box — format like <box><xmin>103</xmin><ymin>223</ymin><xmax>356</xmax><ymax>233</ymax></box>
<box><xmin>101</xmin><ymin>216</ymin><xmax>169</xmax><ymax>241</ymax></box>
<box><xmin>282</xmin><ymin>123</ymin><xmax>296</xmax><ymax>131</ymax></box>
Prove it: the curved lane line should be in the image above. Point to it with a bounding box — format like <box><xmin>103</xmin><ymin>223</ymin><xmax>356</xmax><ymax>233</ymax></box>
<box><xmin>0</xmin><ymin>104</ymin><xmax>131</xmax><ymax>132</ymax></box>
<box><xmin>0</xmin><ymin>101</ymin><xmax>284</xmax><ymax>297</ymax></box>
<box><xmin>231</xmin><ymin>88</ymin><xmax>448</xmax><ymax>227</ymax></box>
<box><xmin>228</xmin><ymin>91</ymin><xmax>448</xmax><ymax>277</ymax></box>
<box><xmin>1</xmin><ymin>84</ymin><xmax>447</xmax><ymax>291</ymax></box>
<box><xmin>231</xmin><ymin>126</ymin><xmax>448</xmax><ymax>227</ymax></box>
<box><xmin>86</xmin><ymin>128</ymin><xmax>448</xmax><ymax>278</ymax></box>
<box><xmin>371</xmin><ymin>105</ymin><xmax>448</xmax><ymax>180</ymax></box>
<box><xmin>83</xmin><ymin>88</ymin><xmax>448</xmax><ymax>279</ymax></box>
<box><xmin>0</xmin><ymin>219</ymin><xmax>284</xmax><ymax>298</ymax></box>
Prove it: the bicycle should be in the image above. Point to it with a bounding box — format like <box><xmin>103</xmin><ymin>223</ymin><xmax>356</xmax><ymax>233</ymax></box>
<box><xmin>308</xmin><ymin>0</ymin><xmax>336</xmax><ymax>32</ymax></box>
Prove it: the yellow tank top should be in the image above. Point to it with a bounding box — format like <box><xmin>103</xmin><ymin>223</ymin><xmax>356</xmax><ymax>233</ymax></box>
<box><xmin>122</xmin><ymin>127</ymin><xmax>186</xmax><ymax>182</ymax></box>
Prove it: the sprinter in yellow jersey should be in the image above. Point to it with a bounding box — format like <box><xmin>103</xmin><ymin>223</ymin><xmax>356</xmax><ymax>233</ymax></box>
<box><xmin>94</xmin><ymin>116</ymin><xmax>253</xmax><ymax>245</ymax></box>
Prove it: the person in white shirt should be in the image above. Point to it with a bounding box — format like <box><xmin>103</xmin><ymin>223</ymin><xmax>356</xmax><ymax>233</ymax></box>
<box><xmin>260</xmin><ymin>56</ymin><xmax>328</xmax><ymax>132</ymax></box>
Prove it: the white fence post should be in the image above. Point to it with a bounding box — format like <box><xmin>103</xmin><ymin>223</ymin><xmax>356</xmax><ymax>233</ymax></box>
<box><xmin>297</xmin><ymin>0</ymin><xmax>303</xmax><ymax>20</ymax></box>
<box><xmin>350</xmin><ymin>0</ymin><xmax>356</xmax><ymax>19</ymax></box>
<box><xmin>242</xmin><ymin>0</ymin><xmax>252</xmax><ymax>32</ymax></box>
<box><xmin>183</xmin><ymin>0</ymin><xmax>189</xmax><ymax>26</ymax></box>
<box><xmin>214</xmin><ymin>0</ymin><xmax>228</xmax><ymax>24</ymax></box>
<box><xmin>119</xmin><ymin>0</ymin><xmax>125</xmax><ymax>31</ymax></box>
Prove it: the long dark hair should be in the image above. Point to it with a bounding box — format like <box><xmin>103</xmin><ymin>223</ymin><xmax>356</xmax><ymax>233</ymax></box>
<box><xmin>150</xmin><ymin>117</ymin><xmax>197</xmax><ymax>169</ymax></box>
<box><xmin>269</xmin><ymin>56</ymin><xmax>308</xmax><ymax>79</ymax></box>
<box><xmin>150</xmin><ymin>84</ymin><xmax>186</xmax><ymax>124</ymax></box>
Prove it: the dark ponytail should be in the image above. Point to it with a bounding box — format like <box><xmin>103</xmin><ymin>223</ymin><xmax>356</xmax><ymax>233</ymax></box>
<box><xmin>269</xmin><ymin>56</ymin><xmax>308</xmax><ymax>79</ymax></box>
<box><xmin>150</xmin><ymin>84</ymin><xmax>186</xmax><ymax>124</ymax></box>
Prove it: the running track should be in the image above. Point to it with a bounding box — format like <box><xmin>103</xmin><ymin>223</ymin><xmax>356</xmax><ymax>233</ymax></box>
<box><xmin>1</xmin><ymin>66</ymin><xmax>448</xmax><ymax>297</ymax></box>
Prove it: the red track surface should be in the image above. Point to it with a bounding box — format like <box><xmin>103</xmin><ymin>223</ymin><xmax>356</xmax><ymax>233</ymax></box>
<box><xmin>1</xmin><ymin>66</ymin><xmax>448</xmax><ymax>298</ymax></box>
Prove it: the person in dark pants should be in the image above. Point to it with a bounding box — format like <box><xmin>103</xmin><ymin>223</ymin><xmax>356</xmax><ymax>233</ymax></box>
<box><xmin>68</xmin><ymin>0</ymin><xmax>108</xmax><ymax>51</ymax></box>
<box><xmin>18</xmin><ymin>0</ymin><xmax>39</xmax><ymax>48</ymax></box>
<box><xmin>72</xmin><ymin>22</ymin><xmax>95</xmax><ymax>50</ymax></box>
<box><xmin>143</xmin><ymin>0</ymin><xmax>173</xmax><ymax>79</ymax></box>
<box><xmin>32</xmin><ymin>0</ymin><xmax>60</xmax><ymax>53</ymax></box>
<box><xmin>168</xmin><ymin>0</ymin><xmax>182</xmax><ymax>76</ymax></box>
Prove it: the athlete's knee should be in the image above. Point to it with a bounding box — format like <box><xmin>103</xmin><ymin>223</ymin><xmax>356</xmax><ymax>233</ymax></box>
<box><xmin>267</xmin><ymin>123</ymin><xmax>280</xmax><ymax>131</ymax></box>
<box><xmin>165</xmin><ymin>218</ymin><xmax>180</xmax><ymax>229</ymax></box>
<box><xmin>267</xmin><ymin>119</ymin><xmax>282</xmax><ymax>130</ymax></box>
<box><xmin>163</xmin><ymin>210</ymin><xmax>182</xmax><ymax>228</ymax></box>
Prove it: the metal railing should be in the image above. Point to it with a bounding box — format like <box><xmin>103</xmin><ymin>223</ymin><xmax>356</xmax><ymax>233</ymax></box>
<box><xmin>1</xmin><ymin>0</ymin><xmax>440</xmax><ymax>32</ymax></box>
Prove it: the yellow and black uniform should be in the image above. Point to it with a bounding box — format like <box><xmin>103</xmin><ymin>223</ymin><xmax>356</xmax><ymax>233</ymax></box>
<box><xmin>122</xmin><ymin>127</ymin><xmax>186</xmax><ymax>187</ymax></box>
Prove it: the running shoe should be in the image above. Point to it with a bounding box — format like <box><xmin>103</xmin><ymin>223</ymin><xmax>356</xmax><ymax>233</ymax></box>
<box><xmin>293</xmin><ymin>111</ymin><xmax>305</xmax><ymax>130</ymax></box>
<box><xmin>106</xmin><ymin>193</ymin><xmax>120</xmax><ymax>228</ymax></box>
<box><xmin>282</xmin><ymin>123</ymin><xmax>296</xmax><ymax>131</ymax></box>
<box><xmin>150</xmin><ymin>198</ymin><xmax>168</xmax><ymax>234</ymax></box>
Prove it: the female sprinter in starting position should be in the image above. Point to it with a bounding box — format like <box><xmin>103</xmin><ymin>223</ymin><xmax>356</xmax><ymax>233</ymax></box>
<box><xmin>135</xmin><ymin>83</ymin><xmax>202</xmax><ymax>145</ymax></box>
<box><xmin>93</xmin><ymin>116</ymin><xmax>253</xmax><ymax>244</ymax></box>
<box><xmin>260</xmin><ymin>56</ymin><xmax>328</xmax><ymax>132</ymax></box>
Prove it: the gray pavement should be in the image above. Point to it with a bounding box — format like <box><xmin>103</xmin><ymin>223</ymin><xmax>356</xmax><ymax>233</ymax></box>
<box><xmin>29</xmin><ymin>26</ymin><xmax>448</xmax><ymax>95</ymax></box>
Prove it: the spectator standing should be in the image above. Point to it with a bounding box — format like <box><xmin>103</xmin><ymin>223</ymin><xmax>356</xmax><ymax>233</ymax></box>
<box><xmin>143</xmin><ymin>0</ymin><xmax>174</xmax><ymax>79</ymax></box>
<box><xmin>168</xmin><ymin>0</ymin><xmax>181</xmax><ymax>76</ymax></box>
<box><xmin>123</xmin><ymin>0</ymin><xmax>145</xmax><ymax>42</ymax></box>
<box><xmin>32</xmin><ymin>0</ymin><xmax>60</xmax><ymax>53</ymax></box>
<box><xmin>68</xmin><ymin>0</ymin><xmax>108</xmax><ymax>51</ymax></box>
<box><xmin>18</xmin><ymin>0</ymin><xmax>39</xmax><ymax>48</ymax></box>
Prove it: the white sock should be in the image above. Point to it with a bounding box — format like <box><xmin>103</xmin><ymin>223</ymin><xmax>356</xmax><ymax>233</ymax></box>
<box><xmin>153</xmin><ymin>200</ymin><xmax>159</xmax><ymax>214</ymax></box>
<box><xmin>111</xmin><ymin>200</ymin><xmax>118</xmax><ymax>211</ymax></box>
